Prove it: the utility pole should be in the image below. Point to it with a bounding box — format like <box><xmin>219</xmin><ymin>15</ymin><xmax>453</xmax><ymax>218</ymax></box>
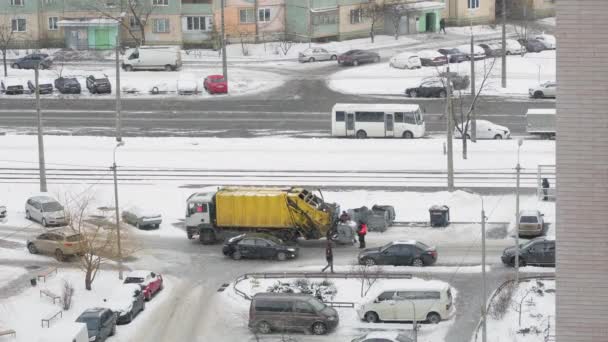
<box><xmin>112</xmin><ymin>141</ymin><xmax>125</xmax><ymax>280</ymax></box>
<box><xmin>515</xmin><ymin>138</ymin><xmax>523</xmax><ymax>283</ymax></box>
<box><xmin>115</xmin><ymin>35</ymin><xmax>122</xmax><ymax>142</ymax></box>
<box><xmin>221</xmin><ymin>0</ymin><xmax>228</xmax><ymax>80</ymax></box>
<box><xmin>481</xmin><ymin>199</ymin><xmax>487</xmax><ymax>342</ymax></box>
<box><xmin>501</xmin><ymin>0</ymin><xmax>507</xmax><ymax>88</ymax></box>
<box><xmin>446</xmin><ymin>60</ymin><xmax>454</xmax><ymax>191</ymax></box>
<box><xmin>470</xmin><ymin>15</ymin><xmax>476</xmax><ymax>142</ymax></box>
<box><xmin>411</xmin><ymin>301</ymin><xmax>418</xmax><ymax>342</ymax></box>
<box><xmin>35</xmin><ymin>65</ymin><xmax>47</xmax><ymax>192</ymax></box>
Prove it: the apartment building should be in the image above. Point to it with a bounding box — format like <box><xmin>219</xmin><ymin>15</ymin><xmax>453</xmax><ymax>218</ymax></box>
<box><xmin>213</xmin><ymin>0</ymin><xmax>285</xmax><ymax>43</ymax></box>
<box><xmin>443</xmin><ymin>0</ymin><xmax>495</xmax><ymax>26</ymax></box>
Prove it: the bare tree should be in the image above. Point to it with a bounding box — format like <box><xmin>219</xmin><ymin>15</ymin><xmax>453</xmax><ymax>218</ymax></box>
<box><xmin>81</xmin><ymin>0</ymin><xmax>155</xmax><ymax>45</ymax></box>
<box><xmin>351</xmin><ymin>264</ymin><xmax>382</xmax><ymax>297</ymax></box>
<box><xmin>62</xmin><ymin>280</ymin><xmax>75</xmax><ymax>310</ymax></box>
<box><xmin>385</xmin><ymin>0</ymin><xmax>408</xmax><ymax>40</ymax></box>
<box><xmin>0</xmin><ymin>17</ymin><xmax>16</xmax><ymax>77</ymax></box>
<box><xmin>360</xmin><ymin>1</ymin><xmax>384</xmax><ymax>43</ymax></box>
<box><xmin>511</xmin><ymin>286</ymin><xmax>535</xmax><ymax>327</ymax></box>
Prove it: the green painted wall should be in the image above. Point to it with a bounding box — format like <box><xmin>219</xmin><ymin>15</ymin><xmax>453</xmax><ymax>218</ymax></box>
<box><xmin>285</xmin><ymin>1</ymin><xmax>309</xmax><ymax>38</ymax></box>
<box><xmin>87</xmin><ymin>26</ymin><xmax>117</xmax><ymax>49</ymax></box>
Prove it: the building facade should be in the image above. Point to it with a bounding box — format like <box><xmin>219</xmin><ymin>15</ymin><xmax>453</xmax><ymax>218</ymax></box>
<box><xmin>214</xmin><ymin>0</ymin><xmax>286</xmax><ymax>43</ymax></box>
<box><xmin>556</xmin><ymin>0</ymin><xmax>608</xmax><ymax>341</ymax></box>
<box><xmin>443</xmin><ymin>0</ymin><xmax>495</xmax><ymax>26</ymax></box>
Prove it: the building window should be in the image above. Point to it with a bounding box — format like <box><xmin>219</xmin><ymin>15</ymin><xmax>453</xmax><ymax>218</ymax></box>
<box><xmin>11</xmin><ymin>18</ymin><xmax>26</xmax><ymax>32</ymax></box>
<box><xmin>153</xmin><ymin>18</ymin><xmax>170</xmax><ymax>33</ymax></box>
<box><xmin>313</xmin><ymin>14</ymin><xmax>337</xmax><ymax>25</ymax></box>
<box><xmin>350</xmin><ymin>9</ymin><xmax>363</xmax><ymax>24</ymax></box>
<box><xmin>129</xmin><ymin>17</ymin><xmax>140</xmax><ymax>28</ymax></box>
<box><xmin>258</xmin><ymin>8</ymin><xmax>270</xmax><ymax>22</ymax></box>
<box><xmin>153</xmin><ymin>0</ymin><xmax>168</xmax><ymax>6</ymax></box>
<box><xmin>186</xmin><ymin>16</ymin><xmax>211</xmax><ymax>31</ymax></box>
<box><xmin>239</xmin><ymin>8</ymin><xmax>255</xmax><ymax>24</ymax></box>
<box><xmin>44</xmin><ymin>0</ymin><xmax>55</xmax><ymax>4</ymax></box>
<box><xmin>468</xmin><ymin>0</ymin><xmax>480</xmax><ymax>9</ymax></box>
<box><xmin>48</xmin><ymin>17</ymin><xmax>58</xmax><ymax>30</ymax></box>
<box><xmin>10</xmin><ymin>0</ymin><xmax>24</xmax><ymax>6</ymax></box>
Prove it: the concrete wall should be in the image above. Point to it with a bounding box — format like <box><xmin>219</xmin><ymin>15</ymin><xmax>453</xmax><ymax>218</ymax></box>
<box><xmin>556</xmin><ymin>0</ymin><xmax>608</xmax><ymax>341</ymax></box>
<box><xmin>444</xmin><ymin>0</ymin><xmax>495</xmax><ymax>26</ymax></box>
<box><xmin>339</xmin><ymin>3</ymin><xmax>371</xmax><ymax>40</ymax></box>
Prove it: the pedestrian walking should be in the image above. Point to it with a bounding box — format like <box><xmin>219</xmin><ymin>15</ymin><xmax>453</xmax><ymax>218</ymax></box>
<box><xmin>439</xmin><ymin>18</ymin><xmax>447</xmax><ymax>34</ymax></box>
<box><xmin>321</xmin><ymin>240</ymin><xmax>334</xmax><ymax>273</ymax></box>
<box><xmin>357</xmin><ymin>221</ymin><xmax>367</xmax><ymax>249</ymax></box>
<box><xmin>542</xmin><ymin>178</ymin><xmax>550</xmax><ymax>201</ymax></box>
<box><xmin>339</xmin><ymin>211</ymin><xmax>350</xmax><ymax>223</ymax></box>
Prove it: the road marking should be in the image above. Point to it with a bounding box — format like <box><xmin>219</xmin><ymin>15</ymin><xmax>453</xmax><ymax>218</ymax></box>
<box><xmin>0</xmin><ymin>109</ymin><xmax>328</xmax><ymax>116</ymax></box>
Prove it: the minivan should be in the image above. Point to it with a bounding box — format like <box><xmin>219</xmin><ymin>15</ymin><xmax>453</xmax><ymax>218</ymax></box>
<box><xmin>25</xmin><ymin>195</ymin><xmax>67</xmax><ymax>227</ymax></box>
<box><xmin>356</xmin><ymin>283</ymin><xmax>453</xmax><ymax>324</ymax></box>
<box><xmin>122</xmin><ymin>46</ymin><xmax>182</xmax><ymax>71</ymax></box>
<box><xmin>249</xmin><ymin>293</ymin><xmax>339</xmax><ymax>335</ymax></box>
<box><xmin>518</xmin><ymin>209</ymin><xmax>545</xmax><ymax>237</ymax></box>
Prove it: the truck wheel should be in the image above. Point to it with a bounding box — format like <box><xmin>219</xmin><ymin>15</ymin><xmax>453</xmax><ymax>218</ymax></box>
<box><xmin>200</xmin><ymin>230</ymin><xmax>216</xmax><ymax>245</ymax></box>
<box><xmin>232</xmin><ymin>251</ymin><xmax>242</xmax><ymax>260</ymax></box>
<box><xmin>276</xmin><ymin>252</ymin><xmax>287</xmax><ymax>261</ymax></box>
<box><xmin>187</xmin><ymin>232</ymin><xmax>193</xmax><ymax>240</ymax></box>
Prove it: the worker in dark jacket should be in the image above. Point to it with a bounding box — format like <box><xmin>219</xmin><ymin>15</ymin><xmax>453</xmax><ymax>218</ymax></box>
<box><xmin>339</xmin><ymin>211</ymin><xmax>350</xmax><ymax>223</ymax></box>
<box><xmin>321</xmin><ymin>240</ymin><xmax>334</xmax><ymax>273</ymax></box>
<box><xmin>357</xmin><ymin>222</ymin><xmax>368</xmax><ymax>249</ymax></box>
<box><xmin>439</xmin><ymin>18</ymin><xmax>447</xmax><ymax>34</ymax></box>
<box><xmin>542</xmin><ymin>178</ymin><xmax>550</xmax><ymax>201</ymax></box>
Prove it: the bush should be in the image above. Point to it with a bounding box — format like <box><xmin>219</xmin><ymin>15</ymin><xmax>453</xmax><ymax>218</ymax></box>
<box><xmin>489</xmin><ymin>281</ymin><xmax>515</xmax><ymax>320</ymax></box>
<box><xmin>266</xmin><ymin>279</ymin><xmax>337</xmax><ymax>302</ymax></box>
<box><xmin>62</xmin><ymin>280</ymin><xmax>75</xmax><ymax>310</ymax></box>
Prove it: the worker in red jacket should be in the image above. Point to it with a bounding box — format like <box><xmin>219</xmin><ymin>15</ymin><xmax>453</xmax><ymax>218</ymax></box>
<box><xmin>357</xmin><ymin>221</ymin><xmax>367</xmax><ymax>249</ymax></box>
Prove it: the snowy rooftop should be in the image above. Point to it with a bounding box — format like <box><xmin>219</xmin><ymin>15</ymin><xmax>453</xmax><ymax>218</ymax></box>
<box><xmin>332</xmin><ymin>103</ymin><xmax>420</xmax><ymax>112</ymax></box>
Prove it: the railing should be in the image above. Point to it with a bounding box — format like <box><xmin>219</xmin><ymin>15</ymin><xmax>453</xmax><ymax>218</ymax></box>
<box><xmin>41</xmin><ymin>310</ymin><xmax>62</xmax><ymax>328</ymax></box>
<box><xmin>537</xmin><ymin>164</ymin><xmax>556</xmax><ymax>201</ymax></box>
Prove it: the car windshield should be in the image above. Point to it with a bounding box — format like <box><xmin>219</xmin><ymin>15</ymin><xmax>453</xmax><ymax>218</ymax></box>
<box><xmin>521</xmin><ymin>240</ymin><xmax>540</xmax><ymax>249</ymax></box>
<box><xmin>307</xmin><ymin>298</ymin><xmax>326</xmax><ymax>311</ymax></box>
<box><xmin>76</xmin><ymin>316</ymin><xmax>99</xmax><ymax>331</ymax></box>
<box><xmin>42</xmin><ymin>202</ymin><xmax>63</xmax><ymax>212</ymax></box>
<box><xmin>416</xmin><ymin>241</ymin><xmax>430</xmax><ymax>250</ymax></box>
<box><xmin>124</xmin><ymin>277</ymin><xmax>144</xmax><ymax>284</ymax></box>
<box><xmin>520</xmin><ymin>216</ymin><xmax>538</xmax><ymax>223</ymax></box>
<box><xmin>211</xmin><ymin>77</ymin><xmax>225</xmax><ymax>83</ymax></box>
<box><xmin>66</xmin><ymin>234</ymin><xmax>82</xmax><ymax>242</ymax></box>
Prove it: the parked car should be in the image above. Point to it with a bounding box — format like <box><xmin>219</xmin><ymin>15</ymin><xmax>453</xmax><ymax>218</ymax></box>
<box><xmin>0</xmin><ymin>205</ymin><xmax>6</xmax><ymax>219</ymax></box>
<box><xmin>249</xmin><ymin>293</ymin><xmax>339</xmax><ymax>335</ymax></box>
<box><xmin>122</xmin><ymin>45</ymin><xmax>181</xmax><ymax>71</ymax></box>
<box><xmin>1</xmin><ymin>77</ymin><xmax>26</xmax><ymax>95</ymax></box>
<box><xmin>121</xmin><ymin>206</ymin><xmax>162</xmax><ymax>229</ymax></box>
<box><xmin>437</xmin><ymin>48</ymin><xmax>468</xmax><ymax>63</ymax></box>
<box><xmin>76</xmin><ymin>308</ymin><xmax>117</xmax><ymax>342</ymax></box>
<box><xmin>222</xmin><ymin>233</ymin><xmax>298</xmax><ymax>261</ymax></box>
<box><xmin>534</xmin><ymin>34</ymin><xmax>556</xmax><ymax>49</ymax></box>
<box><xmin>107</xmin><ymin>284</ymin><xmax>145</xmax><ymax>324</ymax></box>
<box><xmin>352</xmin><ymin>332</ymin><xmax>413</xmax><ymax>342</ymax></box>
<box><xmin>123</xmin><ymin>270</ymin><xmax>163</xmax><ymax>300</ymax></box>
<box><xmin>357</xmin><ymin>240</ymin><xmax>437</xmax><ymax>266</ymax></box>
<box><xmin>26</xmin><ymin>229</ymin><xmax>84</xmax><ymax>261</ymax></box>
<box><xmin>389</xmin><ymin>52</ymin><xmax>422</xmax><ymax>69</ymax></box>
<box><xmin>505</xmin><ymin>39</ymin><xmax>526</xmax><ymax>55</ymax></box>
<box><xmin>417</xmin><ymin>49</ymin><xmax>448</xmax><ymax>66</ymax></box>
<box><xmin>25</xmin><ymin>195</ymin><xmax>67</xmax><ymax>227</ymax></box>
<box><xmin>86</xmin><ymin>74</ymin><xmax>112</xmax><ymax>94</ymax></box>
<box><xmin>54</xmin><ymin>77</ymin><xmax>81</xmax><ymax>94</ymax></box>
<box><xmin>203</xmin><ymin>75</ymin><xmax>228</xmax><ymax>94</ymax></box>
<box><xmin>501</xmin><ymin>236</ymin><xmax>555</xmax><ymax>267</ymax></box>
<box><xmin>38</xmin><ymin>322</ymin><xmax>89</xmax><ymax>342</ymax></box>
<box><xmin>518</xmin><ymin>38</ymin><xmax>545</xmax><ymax>53</ymax></box>
<box><xmin>27</xmin><ymin>78</ymin><xmax>54</xmax><ymax>94</ymax></box>
<box><xmin>11</xmin><ymin>53</ymin><xmax>52</xmax><ymax>69</ymax></box>
<box><xmin>478</xmin><ymin>43</ymin><xmax>504</xmax><ymax>57</ymax></box>
<box><xmin>455</xmin><ymin>44</ymin><xmax>486</xmax><ymax>60</ymax></box>
<box><xmin>337</xmin><ymin>50</ymin><xmax>380</xmax><ymax>66</ymax></box>
<box><xmin>298</xmin><ymin>47</ymin><xmax>338</xmax><ymax>62</ymax></box>
<box><xmin>518</xmin><ymin>210</ymin><xmax>545</xmax><ymax>237</ymax></box>
<box><xmin>177</xmin><ymin>79</ymin><xmax>198</xmax><ymax>95</ymax></box>
<box><xmin>454</xmin><ymin>119</ymin><xmax>511</xmax><ymax>140</ymax></box>
<box><xmin>529</xmin><ymin>81</ymin><xmax>556</xmax><ymax>99</ymax></box>
<box><xmin>405</xmin><ymin>78</ymin><xmax>447</xmax><ymax>98</ymax></box>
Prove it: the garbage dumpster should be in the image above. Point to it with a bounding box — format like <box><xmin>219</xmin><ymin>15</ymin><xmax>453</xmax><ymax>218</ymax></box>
<box><xmin>334</xmin><ymin>221</ymin><xmax>357</xmax><ymax>245</ymax></box>
<box><xmin>372</xmin><ymin>205</ymin><xmax>396</xmax><ymax>225</ymax></box>
<box><xmin>429</xmin><ymin>205</ymin><xmax>450</xmax><ymax>227</ymax></box>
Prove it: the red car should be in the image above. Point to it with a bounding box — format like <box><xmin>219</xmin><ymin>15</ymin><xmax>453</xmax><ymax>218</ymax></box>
<box><xmin>204</xmin><ymin>75</ymin><xmax>228</xmax><ymax>94</ymax></box>
<box><xmin>123</xmin><ymin>270</ymin><xmax>163</xmax><ymax>301</ymax></box>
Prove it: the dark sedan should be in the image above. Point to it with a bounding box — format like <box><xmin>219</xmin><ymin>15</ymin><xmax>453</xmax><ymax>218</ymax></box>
<box><xmin>55</xmin><ymin>77</ymin><xmax>81</xmax><ymax>94</ymax></box>
<box><xmin>501</xmin><ymin>237</ymin><xmax>555</xmax><ymax>267</ymax></box>
<box><xmin>478</xmin><ymin>43</ymin><xmax>504</xmax><ymax>57</ymax></box>
<box><xmin>358</xmin><ymin>240</ymin><xmax>437</xmax><ymax>267</ymax></box>
<box><xmin>86</xmin><ymin>75</ymin><xmax>112</xmax><ymax>94</ymax></box>
<box><xmin>337</xmin><ymin>50</ymin><xmax>380</xmax><ymax>66</ymax></box>
<box><xmin>518</xmin><ymin>39</ymin><xmax>545</xmax><ymax>53</ymax></box>
<box><xmin>222</xmin><ymin>233</ymin><xmax>298</xmax><ymax>261</ymax></box>
<box><xmin>11</xmin><ymin>53</ymin><xmax>52</xmax><ymax>70</ymax></box>
<box><xmin>437</xmin><ymin>48</ymin><xmax>468</xmax><ymax>63</ymax></box>
<box><xmin>418</xmin><ymin>50</ymin><xmax>448</xmax><ymax>66</ymax></box>
<box><xmin>27</xmin><ymin>79</ymin><xmax>54</xmax><ymax>94</ymax></box>
<box><xmin>406</xmin><ymin>78</ymin><xmax>447</xmax><ymax>98</ymax></box>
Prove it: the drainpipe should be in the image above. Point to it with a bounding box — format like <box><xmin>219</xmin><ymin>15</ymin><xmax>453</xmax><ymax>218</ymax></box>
<box><xmin>254</xmin><ymin>0</ymin><xmax>259</xmax><ymax>43</ymax></box>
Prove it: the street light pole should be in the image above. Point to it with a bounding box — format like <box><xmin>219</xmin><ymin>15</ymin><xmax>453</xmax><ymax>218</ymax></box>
<box><xmin>469</xmin><ymin>14</ymin><xmax>476</xmax><ymax>142</ymax></box>
<box><xmin>446</xmin><ymin>59</ymin><xmax>454</xmax><ymax>191</ymax></box>
<box><xmin>501</xmin><ymin>0</ymin><xmax>507</xmax><ymax>88</ymax></box>
<box><xmin>35</xmin><ymin>65</ymin><xmax>48</xmax><ymax>192</ymax></box>
<box><xmin>405</xmin><ymin>299</ymin><xmax>418</xmax><ymax>342</ymax></box>
<box><xmin>220</xmin><ymin>0</ymin><xmax>228</xmax><ymax>80</ymax></box>
<box><xmin>481</xmin><ymin>195</ymin><xmax>487</xmax><ymax>342</ymax></box>
<box><xmin>115</xmin><ymin>35</ymin><xmax>122</xmax><ymax>142</ymax></box>
<box><xmin>112</xmin><ymin>141</ymin><xmax>125</xmax><ymax>280</ymax></box>
<box><xmin>515</xmin><ymin>138</ymin><xmax>523</xmax><ymax>283</ymax></box>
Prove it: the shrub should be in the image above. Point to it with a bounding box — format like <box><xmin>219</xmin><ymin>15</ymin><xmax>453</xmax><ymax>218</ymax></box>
<box><xmin>62</xmin><ymin>280</ymin><xmax>75</xmax><ymax>310</ymax></box>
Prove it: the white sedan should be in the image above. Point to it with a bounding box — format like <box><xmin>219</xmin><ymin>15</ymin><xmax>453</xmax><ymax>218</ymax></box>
<box><xmin>529</xmin><ymin>81</ymin><xmax>556</xmax><ymax>99</ymax></box>
<box><xmin>352</xmin><ymin>331</ymin><xmax>413</xmax><ymax>342</ymax></box>
<box><xmin>506</xmin><ymin>39</ymin><xmax>526</xmax><ymax>55</ymax></box>
<box><xmin>455</xmin><ymin>44</ymin><xmax>486</xmax><ymax>60</ymax></box>
<box><xmin>298</xmin><ymin>47</ymin><xmax>338</xmax><ymax>62</ymax></box>
<box><xmin>534</xmin><ymin>34</ymin><xmax>556</xmax><ymax>49</ymax></box>
<box><xmin>121</xmin><ymin>206</ymin><xmax>162</xmax><ymax>229</ymax></box>
<box><xmin>177</xmin><ymin>79</ymin><xmax>198</xmax><ymax>95</ymax></box>
<box><xmin>389</xmin><ymin>52</ymin><xmax>422</xmax><ymax>69</ymax></box>
<box><xmin>454</xmin><ymin>119</ymin><xmax>511</xmax><ymax>140</ymax></box>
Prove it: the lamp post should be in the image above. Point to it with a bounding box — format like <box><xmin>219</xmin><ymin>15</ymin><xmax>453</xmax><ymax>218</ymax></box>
<box><xmin>112</xmin><ymin>141</ymin><xmax>125</xmax><ymax>280</ymax></box>
<box><xmin>515</xmin><ymin>138</ymin><xmax>523</xmax><ymax>284</ymax></box>
<box><xmin>404</xmin><ymin>299</ymin><xmax>418</xmax><ymax>342</ymax></box>
<box><xmin>469</xmin><ymin>9</ymin><xmax>476</xmax><ymax>142</ymax></box>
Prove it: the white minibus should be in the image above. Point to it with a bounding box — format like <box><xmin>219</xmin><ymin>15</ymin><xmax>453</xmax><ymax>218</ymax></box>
<box><xmin>331</xmin><ymin>103</ymin><xmax>425</xmax><ymax>139</ymax></box>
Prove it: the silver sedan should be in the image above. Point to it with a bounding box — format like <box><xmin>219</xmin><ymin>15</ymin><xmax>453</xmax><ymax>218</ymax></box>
<box><xmin>298</xmin><ymin>48</ymin><xmax>338</xmax><ymax>63</ymax></box>
<box><xmin>122</xmin><ymin>206</ymin><xmax>162</xmax><ymax>229</ymax></box>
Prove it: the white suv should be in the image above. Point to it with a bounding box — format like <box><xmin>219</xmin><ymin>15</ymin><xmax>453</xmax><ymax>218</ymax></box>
<box><xmin>25</xmin><ymin>195</ymin><xmax>67</xmax><ymax>227</ymax></box>
<box><xmin>529</xmin><ymin>81</ymin><xmax>556</xmax><ymax>99</ymax></box>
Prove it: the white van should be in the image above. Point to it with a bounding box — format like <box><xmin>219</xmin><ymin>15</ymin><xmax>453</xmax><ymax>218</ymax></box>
<box><xmin>122</xmin><ymin>46</ymin><xmax>182</xmax><ymax>71</ymax></box>
<box><xmin>38</xmin><ymin>322</ymin><xmax>88</xmax><ymax>342</ymax></box>
<box><xmin>356</xmin><ymin>282</ymin><xmax>453</xmax><ymax>324</ymax></box>
<box><xmin>331</xmin><ymin>103</ymin><xmax>425</xmax><ymax>139</ymax></box>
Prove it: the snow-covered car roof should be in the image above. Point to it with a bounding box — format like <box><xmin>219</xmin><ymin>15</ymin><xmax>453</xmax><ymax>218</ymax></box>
<box><xmin>177</xmin><ymin>79</ymin><xmax>197</xmax><ymax>90</ymax></box>
<box><xmin>89</xmin><ymin>73</ymin><xmax>109</xmax><ymax>79</ymax></box>
<box><xmin>392</xmin><ymin>51</ymin><xmax>419</xmax><ymax>59</ymax></box>
<box><xmin>520</xmin><ymin>209</ymin><xmax>541</xmax><ymax>216</ymax></box>
<box><xmin>104</xmin><ymin>284</ymin><xmax>141</xmax><ymax>312</ymax></box>
<box><xmin>125</xmin><ymin>270</ymin><xmax>154</xmax><ymax>279</ymax></box>
<box><xmin>417</xmin><ymin>49</ymin><xmax>443</xmax><ymax>58</ymax></box>
<box><xmin>124</xmin><ymin>206</ymin><xmax>161</xmax><ymax>218</ymax></box>
<box><xmin>456</xmin><ymin>44</ymin><xmax>485</xmax><ymax>54</ymax></box>
<box><xmin>28</xmin><ymin>195</ymin><xmax>59</xmax><ymax>203</ymax></box>
<box><xmin>363</xmin><ymin>279</ymin><xmax>450</xmax><ymax>301</ymax></box>
<box><xmin>2</xmin><ymin>77</ymin><xmax>27</xmax><ymax>86</ymax></box>
<box><xmin>356</xmin><ymin>331</ymin><xmax>413</xmax><ymax>342</ymax></box>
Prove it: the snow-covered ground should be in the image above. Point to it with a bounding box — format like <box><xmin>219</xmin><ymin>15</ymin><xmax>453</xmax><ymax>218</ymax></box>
<box><xmin>1</xmin><ymin>66</ymin><xmax>284</xmax><ymax>98</ymax></box>
<box><xmin>0</xmin><ymin>265</ymin><xmax>27</xmax><ymax>285</ymax></box>
<box><xmin>208</xmin><ymin>275</ymin><xmax>455</xmax><ymax>342</ymax></box>
<box><xmin>0</xmin><ymin>265</ymin><xmax>177</xmax><ymax>342</ymax></box>
<box><xmin>328</xmin><ymin>50</ymin><xmax>555</xmax><ymax>97</ymax></box>
<box><xmin>476</xmin><ymin>278</ymin><xmax>555</xmax><ymax>342</ymax></box>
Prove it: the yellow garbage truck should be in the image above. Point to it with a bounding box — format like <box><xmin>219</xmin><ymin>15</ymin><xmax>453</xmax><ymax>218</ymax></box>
<box><xmin>185</xmin><ymin>187</ymin><xmax>339</xmax><ymax>244</ymax></box>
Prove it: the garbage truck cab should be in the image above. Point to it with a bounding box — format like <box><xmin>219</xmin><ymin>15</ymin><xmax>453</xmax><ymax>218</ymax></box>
<box><xmin>186</xmin><ymin>192</ymin><xmax>214</xmax><ymax>239</ymax></box>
